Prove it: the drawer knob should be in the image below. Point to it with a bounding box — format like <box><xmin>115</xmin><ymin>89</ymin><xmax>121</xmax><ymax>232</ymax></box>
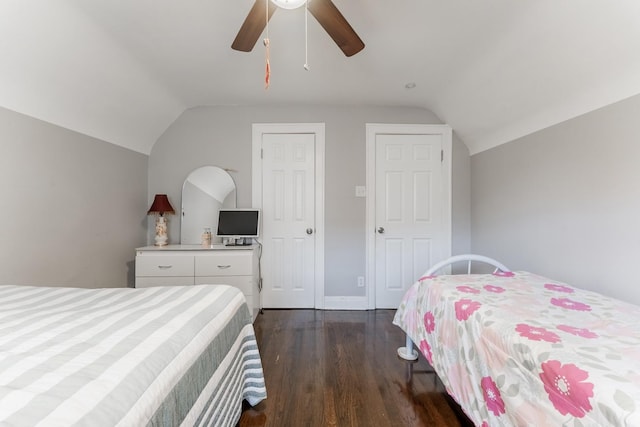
<box><xmin>217</xmin><ymin>265</ymin><xmax>232</xmax><ymax>269</ymax></box>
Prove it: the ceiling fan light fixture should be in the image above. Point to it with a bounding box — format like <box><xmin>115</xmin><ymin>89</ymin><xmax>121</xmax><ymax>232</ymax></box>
<box><xmin>270</xmin><ymin>0</ymin><xmax>307</xmax><ymax>10</ymax></box>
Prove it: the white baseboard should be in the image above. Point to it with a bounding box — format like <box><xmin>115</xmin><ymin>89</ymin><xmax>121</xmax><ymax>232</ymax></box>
<box><xmin>323</xmin><ymin>296</ymin><xmax>368</xmax><ymax>310</ymax></box>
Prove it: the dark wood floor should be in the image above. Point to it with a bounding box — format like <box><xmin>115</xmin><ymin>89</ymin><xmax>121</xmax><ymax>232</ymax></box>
<box><xmin>239</xmin><ymin>309</ymin><xmax>473</xmax><ymax>427</ymax></box>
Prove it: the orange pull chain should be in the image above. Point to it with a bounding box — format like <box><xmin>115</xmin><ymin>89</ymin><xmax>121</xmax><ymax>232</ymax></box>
<box><xmin>264</xmin><ymin>38</ymin><xmax>271</xmax><ymax>89</ymax></box>
<box><xmin>264</xmin><ymin>0</ymin><xmax>270</xmax><ymax>89</ymax></box>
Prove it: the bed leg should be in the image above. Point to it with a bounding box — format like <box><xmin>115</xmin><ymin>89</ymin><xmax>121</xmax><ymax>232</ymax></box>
<box><xmin>397</xmin><ymin>335</ymin><xmax>418</xmax><ymax>361</ymax></box>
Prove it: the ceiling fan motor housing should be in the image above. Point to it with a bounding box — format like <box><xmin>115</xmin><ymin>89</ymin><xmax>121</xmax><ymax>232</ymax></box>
<box><xmin>271</xmin><ymin>0</ymin><xmax>307</xmax><ymax>9</ymax></box>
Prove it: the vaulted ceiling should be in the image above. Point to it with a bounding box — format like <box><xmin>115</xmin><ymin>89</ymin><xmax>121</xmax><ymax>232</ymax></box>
<box><xmin>2</xmin><ymin>1</ymin><xmax>640</xmax><ymax>155</ymax></box>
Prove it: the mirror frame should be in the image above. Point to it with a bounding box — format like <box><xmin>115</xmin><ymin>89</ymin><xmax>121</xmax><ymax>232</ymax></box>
<box><xmin>180</xmin><ymin>166</ymin><xmax>236</xmax><ymax>244</ymax></box>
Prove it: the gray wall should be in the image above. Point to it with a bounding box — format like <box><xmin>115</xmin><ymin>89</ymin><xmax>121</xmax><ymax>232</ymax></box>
<box><xmin>471</xmin><ymin>94</ymin><xmax>640</xmax><ymax>304</ymax></box>
<box><xmin>0</xmin><ymin>107</ymin><xmax>148</xmax><ymax>288</ymax></box>
<box><xmin>452</xmin><ymin>132</ymin><xmax>471</xmax><ymax>258</ymax></box>
<box><xmin>149</xmin><ymin>105</ymin><xmax>471</xmax><ymax>298</ymax></box>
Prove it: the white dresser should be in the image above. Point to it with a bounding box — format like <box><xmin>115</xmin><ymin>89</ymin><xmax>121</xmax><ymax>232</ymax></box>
<box><xmin>135</xmin><ymin>245</ymin><xmax>259</xmax><ymax>322</ymax></box>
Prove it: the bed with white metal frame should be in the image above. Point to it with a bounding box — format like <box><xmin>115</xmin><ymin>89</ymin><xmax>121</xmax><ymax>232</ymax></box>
<box><xmin>397</xmin><ymin>254</ymin><xmax>510</xmax><ymax>360</ymax></box>
<box><xmin>392</xmin><ymin>254</ymin><xmax>640</xmax><ymax>426</ymax></box>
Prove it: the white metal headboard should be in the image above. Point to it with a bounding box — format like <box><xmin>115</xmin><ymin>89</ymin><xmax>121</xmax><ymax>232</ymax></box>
<box><xmin>424</xmin><ymin>254</ymin><xmax>511</xmax><ymax>276</ymax></box>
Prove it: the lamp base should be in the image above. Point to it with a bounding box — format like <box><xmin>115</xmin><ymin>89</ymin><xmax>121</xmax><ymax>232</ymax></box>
<box><xmin>154</xmin><ymin>216</ymin><xmax>169</xmax><ymax>246</ymax></box>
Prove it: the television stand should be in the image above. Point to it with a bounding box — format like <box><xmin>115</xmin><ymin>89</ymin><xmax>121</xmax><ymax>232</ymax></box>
<box><xmin>134</xmin><ymin>244</ymin><xmax>259</xmax><ymax>321</ymax></box>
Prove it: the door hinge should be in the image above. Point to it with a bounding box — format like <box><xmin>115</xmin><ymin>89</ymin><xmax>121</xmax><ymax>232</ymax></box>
<box><xmin>441</xmin><ymin>149</ymin><xmax>444</xmax><ymax>162</ymax></box>
<box><xmin>261</xmin><ymin>148</ymin><xmax>263</xmax><ymax>159</ymax></box>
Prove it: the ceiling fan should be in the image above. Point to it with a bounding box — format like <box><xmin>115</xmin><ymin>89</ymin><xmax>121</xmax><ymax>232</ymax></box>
<box><xmin>231</xmin><ymin>0</ymin><xmax>365</xmax><ymax>57</ymax></box>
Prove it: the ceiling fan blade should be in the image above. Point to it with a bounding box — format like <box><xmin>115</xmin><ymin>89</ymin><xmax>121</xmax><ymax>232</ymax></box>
<box><xmin>232</xmin><ymin>0</ymin><xmax>277</xmax><ymax>52</ymax></box>
<box><xmin>307</xmin><ymin>0</ymin><xmax>364</xmax><ymax>57</ymax></box>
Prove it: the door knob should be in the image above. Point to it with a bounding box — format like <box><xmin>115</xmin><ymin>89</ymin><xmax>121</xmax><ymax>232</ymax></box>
<box><xmin>377</xmin><ymin>227</ymin><xmax>385</xmax><ymax>234</ymax></box>
<box><xmin>306</xmin><ymin>228</ymin><xmax>314</xmax><ymax>235</ymax></box>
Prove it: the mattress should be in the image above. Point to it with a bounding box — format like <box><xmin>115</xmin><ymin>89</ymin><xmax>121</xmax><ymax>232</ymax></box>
<box><xmin>393</xmin><ymin>271</ymin><xmax>640</xmax><ymax>426</ymax></box>
<box><xmin>0</xmin><ymin>284</ymin><xmax>266</xmax><ymax>426</ymax></box>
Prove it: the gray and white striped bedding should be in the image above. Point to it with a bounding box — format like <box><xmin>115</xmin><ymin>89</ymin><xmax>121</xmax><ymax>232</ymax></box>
<box><xmin>0</xmin><ymin>284</ymin><xmax>266</xmax><ymax>426</ymax></box>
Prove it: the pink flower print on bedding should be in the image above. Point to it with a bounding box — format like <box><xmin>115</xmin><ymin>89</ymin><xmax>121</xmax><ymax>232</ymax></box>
<box><xmin>484</xmin><ymin>284</ymin><xmax>505</xmax><ymax>293</ymax></box>
<box><xmin>456</xmin><ymin>285</ymin><xmax>480</xmax><ymax>294</ymax></box>
<box><xmin>492</xmin><ymin>270</ymin><xmax>514</xmax><ymax>277</ymax></box>
<box><xmin>539</xmin><ymin>360</ymin><xmax>594</xmax><ymax>418</ymax></box>
<box><xmin>481</xmin><ymin>376</ymin><xmax>506</xmax><ymax>416</ymax></box>
<box><xmin>423</xmin><ymin>311</ymin><xmax>435</xmax><ymax>333</ymax></box>
<box><xmin>419</xmin><ymin>339</ymin><xmax>433</xmax><ymax>365</ymax></box>
<box><xmin>545</xmin><ymin>283</ymin><xmax>574</xmax><ymax>293</ymax></box>
<box><xmin>557</xmin><ymin>325</ymin><xmax>598</xmax><ymax>339</ymax></box>
<box><xmin>515</xmin><ymin>324</ymin><xmax>561</xmax><ymax>343</ymax></box>
<box><xmin>454</xmin><ymin>298</ymin><xmax>481</xmax><ymax>321</ymax></box>
<box><xmin>551</xmin><ymin>297</ymin><xmax>592</xmax><ymax>312</ymax></box>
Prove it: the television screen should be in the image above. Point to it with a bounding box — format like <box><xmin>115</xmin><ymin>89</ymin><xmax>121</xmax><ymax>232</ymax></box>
<box><xmin>216</xmin><ymin>209</ymin><xmax>260</xmax><ymax>238</ymax></box>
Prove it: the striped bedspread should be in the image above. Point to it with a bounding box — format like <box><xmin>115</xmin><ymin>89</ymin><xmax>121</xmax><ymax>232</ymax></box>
<box><xmin>0</xmin><ymin>284</ymin><xmax>267</xmax><ymax>426</ymax></box>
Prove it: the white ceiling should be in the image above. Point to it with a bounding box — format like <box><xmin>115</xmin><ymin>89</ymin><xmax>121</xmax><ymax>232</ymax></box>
<box><xmin>2</xmin><ymin>0</ymin><xmax>640</xmax><ymax>155</ymax></box>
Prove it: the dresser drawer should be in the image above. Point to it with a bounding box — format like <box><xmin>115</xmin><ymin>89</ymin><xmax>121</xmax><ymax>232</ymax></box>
<box><xmin>136</xmin><ymin>276</ymin><xmax>195</xmax><ymax>288</ymax></box>
<box><xmin>136</xmin><ymin>255</ymin><xmax>194</xmax><ymax>277</ymax></box>
<box><xmin>194</xmin><ymin>252</ymin><xmax>253</xmax><ymax>277</ymax></box>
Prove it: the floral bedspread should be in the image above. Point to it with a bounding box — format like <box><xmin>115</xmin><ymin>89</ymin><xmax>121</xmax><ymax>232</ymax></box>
<box><xmin>393</xmin><ymin>271</ymin><xmax>640</xmax><ymax>426</ymax></box>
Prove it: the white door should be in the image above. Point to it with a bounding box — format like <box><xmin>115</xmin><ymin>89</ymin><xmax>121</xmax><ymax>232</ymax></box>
<box><xmin>252</xmin><ymin>124</ymin><xmax>325</xmax><ymax>309</ymax></box>
<box><xmin>366</xmin><ymin>124</ymin><xmax>451</xmax><ymax>309</ymax></box>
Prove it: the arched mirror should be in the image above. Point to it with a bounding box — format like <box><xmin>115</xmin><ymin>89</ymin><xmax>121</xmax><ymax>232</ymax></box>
<box><xmin>180</xmin><ymin>166</ymin><xmax>236</xmax><ymax>244</ymax></box>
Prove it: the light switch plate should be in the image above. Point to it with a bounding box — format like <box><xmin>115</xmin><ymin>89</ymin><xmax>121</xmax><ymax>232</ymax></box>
<box><xmin>355</xmin><ymin>186</ymin><xmax>366</xmax><ymax>198</ymax></box>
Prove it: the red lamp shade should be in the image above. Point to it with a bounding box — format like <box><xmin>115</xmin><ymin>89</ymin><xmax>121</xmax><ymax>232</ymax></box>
<box><xmin>147</xmin><ymin>194</ymin><xmax>175</xmax><ymax>216</ymax></box>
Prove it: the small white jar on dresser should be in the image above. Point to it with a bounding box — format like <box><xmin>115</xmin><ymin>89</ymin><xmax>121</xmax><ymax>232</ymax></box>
<box><xmin>135</xmin><ymin>244</ymin><xmax>259</xmax><ymax>322</ymax></box>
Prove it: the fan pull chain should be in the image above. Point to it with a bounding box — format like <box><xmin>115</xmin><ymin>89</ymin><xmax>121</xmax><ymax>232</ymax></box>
<box><xmin>264</xmin><ymin>0</ymin><xmax>271</xmax><ymax>89</ymax></box>
<box><xmin>303</xmin><ymin>0</ymin><xmax>309</xmax><ymax>70</ymax></box>
<box><xmin>264</xmin><ymin>39</ymin><xmax>271</xmax><ymax>89</ymax></box>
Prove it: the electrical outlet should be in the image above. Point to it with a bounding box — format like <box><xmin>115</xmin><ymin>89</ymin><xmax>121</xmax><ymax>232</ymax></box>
<box><xmin>357</xmin><ymin>276</ymin><xmax>365</xmax><ymax>287</ymax></box>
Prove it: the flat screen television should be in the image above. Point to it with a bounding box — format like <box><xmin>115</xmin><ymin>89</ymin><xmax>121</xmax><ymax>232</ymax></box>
<box><xmin>216</xmin><ymin>209</ymin><xmax>260</xmax><ymax>245</ymax></box>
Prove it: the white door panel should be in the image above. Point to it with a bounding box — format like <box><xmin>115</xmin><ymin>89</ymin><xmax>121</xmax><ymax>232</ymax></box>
<box><xmin>367</xmin><ymin>125</ymin><xmax>452</xmax><ymax>309</ymax></box>
<box><xmin>258</xmin><ymin>131</ymin><xmax>317</xmax><ymax>308</ymax></box>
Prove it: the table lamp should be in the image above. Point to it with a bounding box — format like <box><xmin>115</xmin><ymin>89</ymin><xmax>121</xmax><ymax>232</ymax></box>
<box><xmin>147</xmin><ymin>194</ymin><xmax>175</xmax><ymax>246</ymax></box>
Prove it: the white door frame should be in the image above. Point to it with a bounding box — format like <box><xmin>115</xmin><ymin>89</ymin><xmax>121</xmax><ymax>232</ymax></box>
<box><xmin>365</xmin><ymin>123</ymin><xmax>452</xmax><ymax>309</ymax></box>
<box><xmin>252</xmin><ymin>123</ymin><xmax>325</xmax><ymax>309</ymax></box>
